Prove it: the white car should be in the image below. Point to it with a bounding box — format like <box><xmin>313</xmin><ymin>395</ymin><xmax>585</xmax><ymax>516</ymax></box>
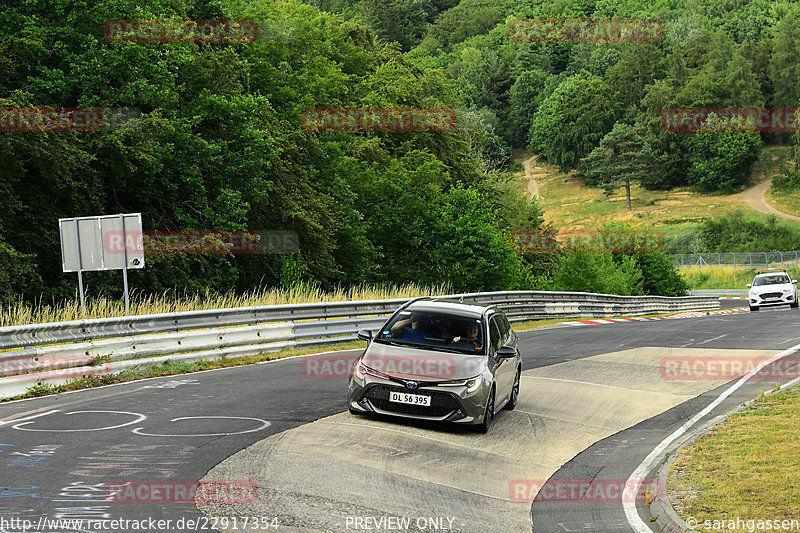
<box><xmin>747</xmin><ymin>269</ymin><xmax>798</xmax><ymax>311</ymax></box>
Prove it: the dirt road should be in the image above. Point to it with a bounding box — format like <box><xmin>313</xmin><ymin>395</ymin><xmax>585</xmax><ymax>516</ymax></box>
<box><xmin>736</xmin><ymin>179</ymin><xmax>800</xmax><ymax>221</ymax></box>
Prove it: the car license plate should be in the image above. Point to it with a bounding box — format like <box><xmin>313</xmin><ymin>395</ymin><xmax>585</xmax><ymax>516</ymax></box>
<box><xmin>389</xmin><ymin>391</ymin><xmax>431</xmax><ymax>406</ymax></box>
<box><xmin>765</xmin><ymin>297</ymin><xmax>780</xmax><ymax>302</ymax></box>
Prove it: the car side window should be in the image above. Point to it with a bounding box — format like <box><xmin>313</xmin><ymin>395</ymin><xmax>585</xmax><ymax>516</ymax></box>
<box><xmin>489</xmin><ymin>318</ymin><xmax>502</xmax><ymax>353</ymax></box>
<box><xmin>500</xmin><ymin>314</ymin><xmax>513</xmax><ymax>342</ymax></box>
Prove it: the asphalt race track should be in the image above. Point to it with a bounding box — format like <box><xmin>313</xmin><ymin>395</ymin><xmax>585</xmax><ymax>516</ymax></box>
<box><xmin>1</xmin><ymin>305</ymin><xmax>798</xmax><ymax>533</ymax></box>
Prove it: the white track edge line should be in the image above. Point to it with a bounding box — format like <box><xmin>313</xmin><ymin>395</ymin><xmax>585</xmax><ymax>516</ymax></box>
<box><xmin>624</xmin><ymin>340</ymin><xmax>800</xmax><ymax>532</ymax></box>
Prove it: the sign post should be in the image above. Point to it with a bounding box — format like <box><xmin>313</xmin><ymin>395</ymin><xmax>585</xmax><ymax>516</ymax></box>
<box><xmin>73</xmin><ymin>218</ymin><xmax>86</xmax><ymax>315</ymax></box>
<box><xmin>59</xmin><ymin>213</ymin><xmax>144</xmax><ymax>317</ymax></box>
<box><xmin>119</xmin><ymin>213</ymin><xmax>130</xmax><ymax>315</ymax></box>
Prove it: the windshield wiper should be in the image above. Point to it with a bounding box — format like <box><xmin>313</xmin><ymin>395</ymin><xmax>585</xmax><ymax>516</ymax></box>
<box><xmin>418</xmin><ymin>344</ymin><xmax>474</xmax><ymax>354</ymax></box>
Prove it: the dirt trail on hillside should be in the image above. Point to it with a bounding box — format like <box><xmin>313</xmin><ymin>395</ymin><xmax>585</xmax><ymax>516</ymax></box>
<box><xmin>523</xmin><ymin>154</ymin><xmax>549</xmax><ymax>199</ymax></box>
<box><xmin>735</xmin><ymin>179</ymin><xmax>800</xmax><ymax>221</ymax></box>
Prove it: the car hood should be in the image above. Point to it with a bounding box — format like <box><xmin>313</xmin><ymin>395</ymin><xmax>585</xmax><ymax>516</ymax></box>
<box><xmin>751</xmin><ymin>283</ymin><xmax>794</xmax><ymax>293</ymax></box>
<box><xmin>362</xmin><ymin>342</ymin><xmax>487</xmax><ymax>381</ymax></box>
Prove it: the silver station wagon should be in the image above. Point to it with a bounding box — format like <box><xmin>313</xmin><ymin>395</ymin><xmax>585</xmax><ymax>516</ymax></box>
<box><xmin>347</xmin><ymin>297</ymin><xmax>522</xmax><ymax>433</ymax></box>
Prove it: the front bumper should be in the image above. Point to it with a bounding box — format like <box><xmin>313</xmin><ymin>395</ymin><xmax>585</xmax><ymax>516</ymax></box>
<box><xmin>348</xmin><ymin>378</ymin><xmax>489</xmax><ymax>425</ymax></box>
<box><xmin>750</xmin><ymin>291</ymin><xmax>796</xmax><ymax>307</ymax></box>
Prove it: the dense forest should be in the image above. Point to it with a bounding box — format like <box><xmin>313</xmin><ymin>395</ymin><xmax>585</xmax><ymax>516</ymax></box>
<box><xmin>3</xmin><ymin>0</ymin><xmax>800</xmax><ymax>306</ymax></box>
<box><xmin>318</xmin><ymin>0</ymin><xmax>800</xmax><ymax>190</ymax></box>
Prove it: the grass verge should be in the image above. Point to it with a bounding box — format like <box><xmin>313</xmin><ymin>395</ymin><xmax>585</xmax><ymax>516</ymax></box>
<box><xmin>679</xmin><ymin>265</ymin><xmax>762</xmax><ymax>290</ymax></box>
<box><xmin>668</xmin><ymin>385</ymin><xmax>800</xmax><ymax>527</ymax></box>
<box><xmin>766</xmin><ymin>186</ymin><xmax>800</xmax><ymax>218</ymax></box>
<box><xmin>0</xmin><ymin>283</ymin><xmax>450</xmax><ymax>328</ymax></box>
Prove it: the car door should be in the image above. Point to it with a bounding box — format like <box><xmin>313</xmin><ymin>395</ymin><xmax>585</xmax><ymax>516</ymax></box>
<box><xmin>489</xmin><ymin>315</ymin><xmax>515</xmax><ymax>405</ymax></box>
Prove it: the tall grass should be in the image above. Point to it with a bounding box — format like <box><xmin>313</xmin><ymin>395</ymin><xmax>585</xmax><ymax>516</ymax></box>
<box><xmin>0</xmin><ymin>283</ymin><xmax>451</xmax><ymax>328</ymax></box>
<box><xmin>679</xmin><ymin>265</ymin><xmax>789</xmax><ymax>289</ymax></box>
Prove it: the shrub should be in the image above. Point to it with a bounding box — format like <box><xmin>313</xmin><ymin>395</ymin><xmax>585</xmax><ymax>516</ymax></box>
<box><xmin>546</xmin><ymin>252</ymin><xmax>644</xmax><ymax>295</ymax></box>
<box><xmin>632</xmin><ymin>253</ymin><xmax>689</xmax><ymax>296</ymax></box>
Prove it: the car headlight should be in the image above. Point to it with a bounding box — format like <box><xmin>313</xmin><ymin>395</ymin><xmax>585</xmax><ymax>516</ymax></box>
<box><xmin>466</xmin><ymin>376</ymin><xmax>482</xmax><ymax>393</ymax></box>
<box><xmin>355</xmin><ymin>361</ymin><xmax>388</xmax><ymax>381</ymax></box>
<box><xmin>355</xmin><ymin>361</ymin><xmax>366</xmax><ymax>381</ymax></box>
<box><xmin>783</xmin><ymin>288</ymin><xmax>793</xmax><ymax>293</ymax></box>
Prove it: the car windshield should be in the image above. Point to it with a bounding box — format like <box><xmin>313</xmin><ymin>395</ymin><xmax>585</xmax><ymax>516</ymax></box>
<box><xmin>753</xmin><ymin>275</ymin><xmax>790</xmax><ymax>286</ymax></box>
<box><xmin>375</xmin><ymin>310</ymin><xmax>485</xmax><ymax>355</ymax></box>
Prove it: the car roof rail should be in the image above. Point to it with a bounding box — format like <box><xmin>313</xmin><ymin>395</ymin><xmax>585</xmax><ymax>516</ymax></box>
<box><xmin>755</xmin><ymin>267</ymin><xmax>788</xmax><ymax>273</ymax></box>
<box><xmin>398</xmin><ymin>296</ymin><xmax>432</xmax><ymax>310</ymax></box>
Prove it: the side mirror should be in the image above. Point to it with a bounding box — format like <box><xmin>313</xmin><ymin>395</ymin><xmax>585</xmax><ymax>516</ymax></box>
<box><xmin>497</xmin><ymin>346</ymin><xmax>517</xmax><ymax>359</ymax></box>
<box><xmin>357</xmin><ymin>329</ymin><xmax>372</xmax><ymax>342</ymax></box>
<box><xmin>793</xmin><ymin>280</ymin><xmax>798</xmax><ymax>284</ymax></box>
<box><xmin>747</xmin><ymin>284</ymin><xmax>752</xmax><ymax>288</ymax></box>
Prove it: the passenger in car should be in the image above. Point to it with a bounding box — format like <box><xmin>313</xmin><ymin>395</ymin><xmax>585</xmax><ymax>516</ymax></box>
<box><xmin>391</xmin><ymin>315</ymin><xmax>431</xmax><ymax>342</ymax></box>
<box><xmin>451</xmin><ymin>322</ymin><xmax>480</xmax><ymax>343</ymax></box>
<box><xmin>392</xmin><ymin>315</ymin><xmax>452</xmax><ymax>342</ymax></box>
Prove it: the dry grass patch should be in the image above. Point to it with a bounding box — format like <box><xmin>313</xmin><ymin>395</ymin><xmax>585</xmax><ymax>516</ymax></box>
<box><xmin>519</xmin><ymin>145</ymin><xmax>794</xmax><ymax>232</ymax></box>
<box><xmin>679</xmin><ymin>266</ymin><xmax>762</xmax><ymax>290</ymax></box>
<box><xmin>766</xmin><ymin>187</ymin><xmax>800</xmax><ymax>218</ymax></box>
<box><xmin>0</xmin><ymin>283</ymin><xmax>451</xmax><ymax>327</ymax></box>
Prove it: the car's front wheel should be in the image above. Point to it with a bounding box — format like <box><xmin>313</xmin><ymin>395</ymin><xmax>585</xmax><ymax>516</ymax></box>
<box><xmin>791</xmin><ymin>300</ymin><xmax>798</xmax><ymax>309</ymax></box>
<box><xmin>476</xmin><ymin>388</ymin><xmax>495</xmax><ymax>434</ymax></box>
<box><xmin>750</xmin><ymin>305</ymin><xmax>759</xmax><ymax>312</ymax></box>
<box><xmin>505</xmin><ymin>367</ymin><xmax>520</xmax><ymax>411</ymax></box>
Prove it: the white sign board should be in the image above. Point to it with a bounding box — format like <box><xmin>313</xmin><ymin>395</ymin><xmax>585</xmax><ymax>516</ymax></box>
<box><xmin>59</xmin><ymin>213</ymin><xmax>144</xmax><ymax>272</ymax></box>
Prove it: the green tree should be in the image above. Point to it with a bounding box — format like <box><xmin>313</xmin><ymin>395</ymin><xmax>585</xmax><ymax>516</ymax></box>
<box><xmin>548</xmin><ymin>253</ymin><xmax>644</xmax><ymax>296</ymax></box>
<box><xmin>631</xmin><ymin>253</ymin><xmax>688</xmax><ymax>296</ymax></box>
<box><xmin>529</xmin><ymin>72</ymin><xmax>621</xmax><ymax>170</ymax></box>
<box><xmin>581</xmin><ymin>123</ymin><xmax>665</xmax><ymax>211</ymax></box>
<box><xmin>428</xmin><ymin>187</ymin><xmax>525</xmax><ymax>291</ymax></box>
<box><xmin>768</xmin><ymin>6</ymin><xmax>800</xmax><ymax>142</ymax></box>
<box><xmin>507</xmin><ymin>68</ymin><xmax>548</xmax><ymax>146</ymax></box>
<box><xmin>687</xmin><ymin>114</ymin><xmax>762</xmax><ymax>191</ymax></box>
<box><xmin>604</xmin><ymin>44</ymin><xmax>664</xmax><ymax>108</ymax></box>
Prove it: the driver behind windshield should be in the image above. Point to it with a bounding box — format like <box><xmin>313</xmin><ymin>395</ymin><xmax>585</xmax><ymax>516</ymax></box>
<box><xmin>452</xmin><ymin>322</ymin><xmax>480</xmax><ymax>343</ymax></box>
<box><xmin>391</xmin><ymin>315</ymin><xmax>437</xmax><ymax>342</ymax></box>
<box><xmin>755</xmin><ymin>275</ymin><xmax>790</xmax><ymax>285</ymax></box>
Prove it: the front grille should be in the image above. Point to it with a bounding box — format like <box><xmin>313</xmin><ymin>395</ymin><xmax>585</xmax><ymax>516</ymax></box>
<box><xmin>364</xmin><ymin>385</ymin><xmax>461</xmax><ymax>417</ymax></box>
<box><xmin>759</xmin><ymin>292</ymin><xmax>783</xmax><ymax>299</ymax></box>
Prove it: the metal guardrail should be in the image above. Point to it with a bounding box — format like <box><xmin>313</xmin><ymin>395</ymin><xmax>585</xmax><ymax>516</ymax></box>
<box><xmin>0</xmin><ymin>291</ymin><xmax>719</xmax><ymax>400</ymax></box>
<box><xmin>690</xmin><ymin>289</ymin><xmax>749</xmax><ymax>296</ymax></box>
